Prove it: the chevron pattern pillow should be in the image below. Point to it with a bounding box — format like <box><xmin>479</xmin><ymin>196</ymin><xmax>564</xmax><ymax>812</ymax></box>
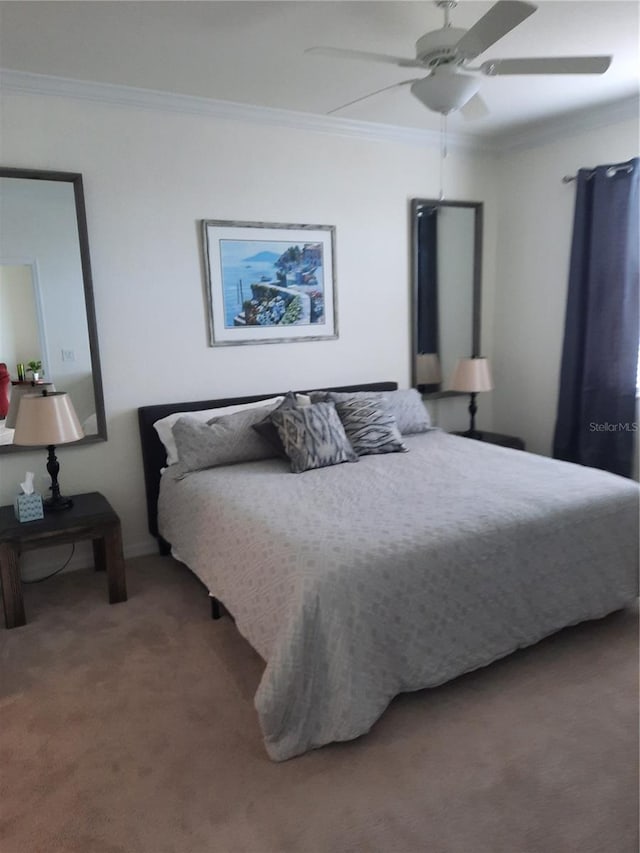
<box><xmin>271</xmin><ymin>402</ymin><xmax>358</xmax><ymax>473</ymax></box>
<box><xmin>327</xmin><ymin>388</ymin><xmax>431</xmax><ymax>434</ymax></box>
<box><xmin>334</xmin><ymin>398</ymin><xmax>407</xmax><ymax>456</ymax></box>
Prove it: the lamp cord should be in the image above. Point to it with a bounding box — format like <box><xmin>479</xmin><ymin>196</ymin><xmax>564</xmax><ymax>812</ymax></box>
<box><xmin>22</xmin><ymin>543</ymin><xmax>75</xmax><ymax>584</ymax></box>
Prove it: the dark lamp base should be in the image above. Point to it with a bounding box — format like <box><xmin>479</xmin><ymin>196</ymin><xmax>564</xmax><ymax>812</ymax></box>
<box><xmin>45</xmin><ymin>444</ymin><xmax>73</xmax><ymax>512</ymax></box>
<box><xmin>44</xmin><ymin>495</ymin><xmax>74</xmax><ymax>512</ymax></box>
<box><xmin>462</xmin><ymin>429</ymin><xmax>483</xmax><ymax>440</ymax></box>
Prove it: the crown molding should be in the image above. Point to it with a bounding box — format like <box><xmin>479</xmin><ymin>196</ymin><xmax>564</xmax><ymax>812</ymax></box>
<box><xmin>492</xmin><ymin>94</ymin><xmax>640</xmax><ymax>153</ymax></box>
<box><xmin>2</xmin><ymin>68</ymin><xmax>635</xmax><ymax>157</ymax></box>
<box><xmin>0</xmin><ymin>68</ymin><xmax>489</xmax><ymax>154</ymax></box>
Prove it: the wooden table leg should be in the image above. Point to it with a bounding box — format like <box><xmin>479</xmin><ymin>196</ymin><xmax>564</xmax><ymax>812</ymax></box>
<box><xmin>0</xmin><ymin>541</ymin><xmax>26</xmax><ymax>629</ymax></box>
<box><xmin>103</xmin><ymin>522</ymin><xmax>127</xmax><ymax>604</ymax></box>
<box><xmin>93</xmin><ymin>537</ymin><xmax>106</xmax><ymax>572</ymax></box>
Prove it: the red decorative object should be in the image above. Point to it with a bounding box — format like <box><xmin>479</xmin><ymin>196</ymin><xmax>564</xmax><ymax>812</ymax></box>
<box><xmin>0</xmin><ymin>363</ymin><xmax>10</xmax><ymax>419</ymax></box>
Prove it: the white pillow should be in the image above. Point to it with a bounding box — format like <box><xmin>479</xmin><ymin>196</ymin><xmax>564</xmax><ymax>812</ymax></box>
<box><xmin>154</xmin><ymin>396</ymin><xmax>284</xmax><ymax>465</ymax></box>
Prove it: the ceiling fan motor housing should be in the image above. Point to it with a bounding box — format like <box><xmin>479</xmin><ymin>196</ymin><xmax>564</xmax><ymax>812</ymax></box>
<box><xmin>415</xmin><ymin>27</ymin><xmax>467</xmax><ymax>67</ymax></box>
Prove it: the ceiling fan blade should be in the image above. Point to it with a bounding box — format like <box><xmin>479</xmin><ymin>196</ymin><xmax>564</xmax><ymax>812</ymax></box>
<box><xmin>305</xmin><ymin>46</ymin><xmax>424</xmax><ymax>69</ymax></box>
<box><xmin>326</xmin><ymin>79</ymin><xmax>418</xmax><ymax>115</ymax></box>
<box><xmin>460</xmin><ymin>93</ymin><xmax>490</xmax><ymax>120</ymax></box>
<box><xmin>480</xmin><ymin>56</ymin><xmax>612</xmax><ymax>75</ymax></box>
<box><xmin>456</xmin><ymin>1</ymin><xmax>537</xmax><ymax>60</ymax></box>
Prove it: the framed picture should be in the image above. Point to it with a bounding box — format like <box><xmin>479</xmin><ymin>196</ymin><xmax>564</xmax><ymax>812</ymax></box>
<box><xmin>202</xmin><ymin>220</ymin><xmax>338</xmax><ymax>346</ymax></box>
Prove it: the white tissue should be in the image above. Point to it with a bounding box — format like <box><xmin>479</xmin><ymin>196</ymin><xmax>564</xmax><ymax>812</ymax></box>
<box><xmin>20</xmin><ymin>471</ymin><xmax>35</xmax><ymax>495</ymax></box>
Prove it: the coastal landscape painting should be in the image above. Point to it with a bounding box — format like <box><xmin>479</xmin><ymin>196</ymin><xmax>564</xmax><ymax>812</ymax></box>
<box><xmin>202</xmin><ymin>220</ymin><xmax>337</xmax><ymax>346</ymax></box>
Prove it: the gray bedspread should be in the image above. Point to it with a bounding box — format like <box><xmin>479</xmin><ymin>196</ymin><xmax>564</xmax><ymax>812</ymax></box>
<box><xmin>158</xmin><ymin>431</ymin><xmax>639</xmax><ymax>761</ymax></box>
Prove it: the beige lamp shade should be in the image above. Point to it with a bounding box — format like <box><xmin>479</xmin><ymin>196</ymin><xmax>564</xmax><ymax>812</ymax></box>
<box><xmin>5</xmin><ymin>382</ymin><xmax>55</xmax><ymax>430</ymax></box>
<box><xmin>450</xmin><ymin>357</ymin><xmax>493</xmax><ymax>393</ymax></box>
<box><xmin>416</xmin><ymin>353</ymin><xmax>442</xmax><ymax>385</ymax></box>
<box><xmin>13</xmin><ymin>392</ymin><xmax>84</xmax><ymax>446</ymax></box>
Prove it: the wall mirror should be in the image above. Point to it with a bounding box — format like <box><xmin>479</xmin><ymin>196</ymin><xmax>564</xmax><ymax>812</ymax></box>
<box><xmin>0</xmin><ymin>167</ymin><xmax>106</xmax><ymax>452</ymax></box>
<box><xmin>411</xmin><ymin>198</ymin><xmax>483</xmax><ymax>398</ymax></box>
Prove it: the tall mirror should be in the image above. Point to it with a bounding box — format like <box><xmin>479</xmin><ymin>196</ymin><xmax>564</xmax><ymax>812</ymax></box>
<box><xmin>411</xmin><ymin>198</ymin><xmax>483</xmax><ymax>398</ymax></box>
<box><xmin>0</xmin><ymin>167</ymin><xmax>106</xmax><ymax>451</ymax></box>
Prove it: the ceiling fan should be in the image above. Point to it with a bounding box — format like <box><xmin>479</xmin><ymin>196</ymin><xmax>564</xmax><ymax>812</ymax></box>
<box><xmin>306</xmin><ymin>0</ymin><xmax>612</xmax><ymax>119</ymax></box>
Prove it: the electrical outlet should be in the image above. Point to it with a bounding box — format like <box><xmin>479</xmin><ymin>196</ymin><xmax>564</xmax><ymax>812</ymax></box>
<box><xmin>61</xmin><ymin>349</ymin><xmax>75</xmax><ymax>362</ymax></box>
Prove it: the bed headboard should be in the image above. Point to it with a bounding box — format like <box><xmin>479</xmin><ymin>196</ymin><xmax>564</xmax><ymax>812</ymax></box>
<box><xmin>138</xmin><ymin>381</ymin><xmax>398</xmax><ymax>541</ymax></box>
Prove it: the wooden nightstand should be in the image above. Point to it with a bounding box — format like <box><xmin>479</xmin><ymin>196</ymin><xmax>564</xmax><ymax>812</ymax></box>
<box><xmin>0</xmin><ymin>492</ymin><xmax>127</xmax><ymax>629</ymax></box>
<box><xmin>452</xmin><ymin>430</ymin><xmax>526</xmax><ymax>451</ymax></box>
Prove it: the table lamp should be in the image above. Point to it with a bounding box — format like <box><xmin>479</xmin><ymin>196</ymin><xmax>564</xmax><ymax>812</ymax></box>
<box><xmin>13</xmin><ymin>390</ymin><xmax>84</xmax><ymax>511</ymax></box>
<box><xmin>450</xmin><ymin>357</ymin><xmax>493</xmax><ymax>437</ymax></box>
<box><xmin>5</xmin><ymin>382</ymin><xmax>55</xmax><ymax>430</ymax></box>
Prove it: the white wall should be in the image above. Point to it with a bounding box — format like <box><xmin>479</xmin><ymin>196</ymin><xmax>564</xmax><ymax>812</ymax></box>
<box><xmin>492</xmin><ymin>118</ymin><xmax>639</xmax><ymax>457</ymax></box>
<box><xmin>0</xmin><ymin>90</ymin><xmax>499</xmax><ymax>568</ymax></box>
<box><xmin>0</xmin><ymin>264</ymin><xmax>39</xmax><ymax>368</ymax></box>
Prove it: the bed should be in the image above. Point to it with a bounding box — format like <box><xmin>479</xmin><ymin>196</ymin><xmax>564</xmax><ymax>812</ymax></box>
<box><xmin>138</xmin><ymin>382</ymin><xmax>639</xmax><ymax>761</ymax></box>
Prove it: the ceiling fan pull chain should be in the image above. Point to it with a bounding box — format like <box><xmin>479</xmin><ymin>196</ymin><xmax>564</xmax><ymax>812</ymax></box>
<box><xmin>443</xmin><ymin>113</ymin><xmax>448</xmax><ymax>159</ymax></box>
<box><xmin>439</xmin><ymin>113</ymin><xmax>448</xmax><ymax>200</ymax></box>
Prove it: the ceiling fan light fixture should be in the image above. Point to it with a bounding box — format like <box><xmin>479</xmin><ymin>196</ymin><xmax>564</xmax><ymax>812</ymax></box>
<box><xmin>410</xmin><ymin>71</ymin><xmax>481</xmax><ymax>114</ymax></box>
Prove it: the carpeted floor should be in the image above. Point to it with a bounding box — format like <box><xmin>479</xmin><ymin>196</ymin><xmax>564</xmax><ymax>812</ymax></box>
<box><xmin>1</xmin><ymin>555</ymin><xmax>637</xmax><ymax>853</ymax></box>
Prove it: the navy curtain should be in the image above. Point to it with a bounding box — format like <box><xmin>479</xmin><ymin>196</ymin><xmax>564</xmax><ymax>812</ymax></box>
<box><xmin>417</xmin><ymin>207</ymin><xmax>439</xmax><ymax>356</ymax></box>
<box><xmin>416</xmin><ymin>207</ymin><xmax>441</xmax><ymax>392</ymax></box>
<box><xmin>553</xmin><ymin>157</ymin><xmax>639</xmax><ymax>477</ymax></box>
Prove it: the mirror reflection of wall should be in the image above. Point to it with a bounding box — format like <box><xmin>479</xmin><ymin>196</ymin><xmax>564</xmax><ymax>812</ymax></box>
<box><xmin>438</xmin><ymin>206</ymin><xmax>475</xmax><ymax>386</ymax></box>
<box><xmin>412</xmin><ymin>199</ymin><xmax>482</xmax><ymax>398</ymax></box>
<box><xmin>0</xmin><ymin>171</ymin><xmax>105</xmax><ymax>448</ymax></box>
<box><xmin>0</xmin><ymin>264</ymin><xmax>43</xmax><ymax>369</ymax></box>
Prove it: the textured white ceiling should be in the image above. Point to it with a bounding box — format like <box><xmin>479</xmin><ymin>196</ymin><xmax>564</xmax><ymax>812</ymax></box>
<box><xmin>0</xmin><ymin>1</ymin><xmax>638</xmax><ymax>138</ymax></box>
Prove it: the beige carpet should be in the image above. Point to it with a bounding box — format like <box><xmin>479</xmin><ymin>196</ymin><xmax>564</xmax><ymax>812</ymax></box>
<box><xmin>1</xmin><ymin>555</ymin><xmax>637</xmax><ymax>853</ymax></box>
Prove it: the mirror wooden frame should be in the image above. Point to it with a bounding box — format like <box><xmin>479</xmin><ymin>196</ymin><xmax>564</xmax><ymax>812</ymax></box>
<box><xmin>410</xmin><ymin>198</ymin><xmax>483</xmax><ymax>399</ymax></box>
<box><xmin>0</xmin><ymin>166</ymin><xmax>107</xmax><ymax>453</ymax></box>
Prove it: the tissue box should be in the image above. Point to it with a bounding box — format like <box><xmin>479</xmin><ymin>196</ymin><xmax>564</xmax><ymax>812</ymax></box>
<box><xmin>14</xmin><ymin>493</ymin><xmax>44</xmax><ymax>523</ymax></box>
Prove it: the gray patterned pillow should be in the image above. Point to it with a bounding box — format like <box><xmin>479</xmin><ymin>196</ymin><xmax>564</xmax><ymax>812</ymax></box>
<box><xmin>328</xmin><ymin>389</ymin><xmax>431</xmax><ymax>435</ymax></box>
<box><xmin>172</xmin><ymin>403</ymin><xmax>279</xmax><ymax>472</ymax></box>
<box><xmin>385</xmin><ymin>389</ymin><xmax>431</xmax><ymax>434</ymax></box>
<box><xmin>335</xmin><ymin>398</ymin><xmax>407</xmax><ymax>456</ymax></box>
<box><xmin>252</xmin><ymin>392</ymin><xmax>300</xmax><ymax>457</ymax></box>
<box><xmin>271</xmin><ymin>402</ymin><xmax>358</xmax><ymax>473</ymax></box>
